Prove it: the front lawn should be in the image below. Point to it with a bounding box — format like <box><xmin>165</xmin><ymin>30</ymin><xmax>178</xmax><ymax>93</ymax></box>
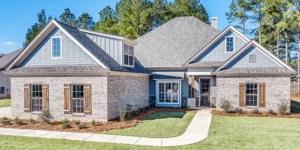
<box><xmin>101</xmin><ymin>112</ymin><xmax>195</xmax><ymax>138</ymax></box>
<box><xmin>0</xmin><ymin>99</ymin><xmax>10</xmax><ymax>108</ymax></box>
<box><xmin>1</xmin><ymin>115</ymin><xmax>300</xmax><ymax>149</ymax></box>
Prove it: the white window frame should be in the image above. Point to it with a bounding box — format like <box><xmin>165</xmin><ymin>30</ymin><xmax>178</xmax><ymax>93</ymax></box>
<box><xmin>31</xmin><ymin>84</ymin><xmax>43</xmax><ymax>112</ymax></box>
<box><xmin>51</xmin><ymin>36</ymin><xmax>62</xmax><ymax>59</ymax></box>
<box><xmin>225</xmin><ymin>36</ymin><xmax>235</xmax><ymax>53</ymax></box>
<box><xmin>71</xmin><ymin>84</ymin><xmax>85</xmax><ymax>114</ymax></box>
<box><xmin>156</xmin><ymin>80</ymin><xmax>181</xmax><ymax>105</ymax></box>
<box><xmin>245</xmin><ymin>83</ymin><xmax>259</xmax><ymax>107</ymax></box>
<box><xmin>123</xmin><ymin>42</ymin><xmax>135</xmax><ymax>68</ymax></box>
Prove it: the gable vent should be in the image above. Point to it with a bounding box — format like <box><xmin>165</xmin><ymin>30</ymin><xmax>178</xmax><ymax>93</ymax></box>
<box><xmin>249</xmin><ymin>54</ymin><xmax>256</xmax><ymax>63</ymax></box>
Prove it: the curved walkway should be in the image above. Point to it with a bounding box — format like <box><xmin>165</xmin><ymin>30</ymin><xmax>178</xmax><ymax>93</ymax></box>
<box><xmin>0</xmin><ymin>109</ymin><xmax>212</xmax><ymax>146</ymax></box>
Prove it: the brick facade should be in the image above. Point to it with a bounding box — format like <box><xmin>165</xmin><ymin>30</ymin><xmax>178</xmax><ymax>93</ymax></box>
<box><xmin>0</xmin><ymin>72</ymin><xmax>11</xmax><ymax>98</ymax></box>
<box><xmin>216</xmin><ymin>75</ymin><xmax>290</xmax><ymax>112</ymax></box>
<box><xmin>10</xmin><ymin>75</ymin><xmax>149</xmax><ymax>122</ymax></box>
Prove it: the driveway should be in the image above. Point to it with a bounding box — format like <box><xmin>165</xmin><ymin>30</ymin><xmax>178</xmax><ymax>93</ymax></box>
<box><xmin>0</xmin><ymin>107</ymin><xmax>11</xmax><ymax>118</ymax></box>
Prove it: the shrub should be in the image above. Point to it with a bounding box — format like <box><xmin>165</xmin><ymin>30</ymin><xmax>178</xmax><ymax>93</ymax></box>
<box><xmin>219</xmin><ymin>99</ymin><xmax>232</xmax><ymax>113</ymax></box>
<box><xmin>186</xmin><ymin>106</ymin><xmax>190</xmax><ymax>110</ymax></box>
<box><xmin>74</xmin><ymin>120</ymin><xmax>80</xmax><ymax>125</ymax></box>
<box><xmin>235</xmin><ymin>107</ymin><xmax>243</xmax><ymax>114</ymax></box>
<box><xmin>14</xmin><ymin>116</ymin><xmax>19</xmax><ymax>121</ymax></box>
<box><xmin>119</xmin><ymin>108</ymin><xmax>126</xmax><ymax>123</ymax></box>
<box><xmin>61</xmin><ymin>119</ymin><xmax>68</xmax><ymax>124</ymax></box>
<box><xmin>62</xmin><ymin>123</ymin><xmax>68</xmax><ymax>129</ymax></box>
<box><xmin>278</xmin><ymin>100</ymin><xmax>289</xmax><ymax>115</ymax></box>
<box><xmin>251</xmin><ymin>108</ymin><xmax>259</xmax><ymax>114</ymax></box>
<box><xmin>15</xmin><ymin>120</ymin><xmax>22</xmax><ymax>125</ymax></box>
<box><xmin>135</xmin><ymin>105</ymin><xmax>140</xmax><ymax>116</ymax></box>
<box><xmin>77</xmin><ymin>124</ymin><xmax>84</xmax><ymax>129</ymax></box>
<box><xmin>29</xmin><ymin>118</ymin><xmax>34</xmax><ymax>123</ymax></box>
<box><xmin>1</xmin><ymin>120</ymin><xmax>8</xmax><ymax>125</ymax></box>
<box><xmin>38</xmin><ymin>110</ymin><xmax>52</xmax><ymax>124</ymax></box>
<box><xmin>91</xmin><ymin>120</ymin><xmax>96</xmax><ymax>126</ymax></box>
<box><xmin>126</xmin><ymin>104</ymin><xmax>133</xmax><ymax>119</ymax></box>
<box><xmin>141</xmin><ymin>104</ymin><xmax>146</xmax><ymax>113</ymax></box>
<box><xmin>1</xmin><ymin>117</ymin><xmax>8</xmax><ymax>120</ymax></box>
<box><xmin>268</xmin><ymin>109</ymin><xmax>275</xmax><ymax>115</ymax></box>
<box><xmin>148</xmin><ymin>99</ymin><xmax>151</xmax><ymax>109</ymax></box>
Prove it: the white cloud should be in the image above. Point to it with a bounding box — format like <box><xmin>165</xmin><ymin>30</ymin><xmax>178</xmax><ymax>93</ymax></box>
<box><xmin>2</xmin><ymin>42</ymin><xmax>18</xmax><ymax>45</ymax></box>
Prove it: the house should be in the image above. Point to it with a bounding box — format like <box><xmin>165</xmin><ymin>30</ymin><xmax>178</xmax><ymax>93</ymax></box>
<box><xmin>135</xmin><ymin>16</ymin><xmax>295</xmax><ymax>112</ymax></box>
<box><xmin>5</xmin><ymin>19</ymin><xmax>151</xmax><ymax>122</ymax></box>
<box><xmin>0</xmin><ymin>48</ymin><xmax>23</xmax><ymax>99</ymax></box>
<box><xmin>4</xmin><ymin>16</ymin><xmax>295</xmax><ymax>122</ymax></box>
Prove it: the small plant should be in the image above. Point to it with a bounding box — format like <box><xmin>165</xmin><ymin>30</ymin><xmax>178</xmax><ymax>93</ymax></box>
<box><xmin>268</xmin><ymin>109</ymin><xmax>275</xmax><ymax>115</ymax></box>
<box><xmin>1</xmin><ymin>117</ymin><xmax>8</xmax><ymax>120</ymax></box>
<box><xmin>14</xmin><ymin>116</ymin><xmax>22</xmax><ymax>125</ymax></box>
<box><xmin>251</xmin><ymin>108</ymin><xmax>259</xmax><ymax>114</ymax></box>
<box><xmin>29</xmin><ymin>118</ymin><xmax>34</xmax><ymax>123</ymax></box>
<box><xmin>91</xmin><ymin>120</ymin><xmax>96</xmax><ymax>126</ymax></box>
<box><xmin>219</xmin><ymin>99</ymin><xmax>232</xmax><ymax>113</ymax></box>
<box><xmin>1</xmin><ymin>120</ymin><xmax>8</xmax><ymax>125</ymax></box>
<box><xmin>77</xmin><ymin>124</ymin><xmax>84</xmax><ymax>129</ymax></box>
<box><xmin>38</xmin><ymin>110</ymin><xmax>52</xmax><ymax>124</ymax></box>
<box><xmin>135</xmin><ymin>105</ymin><xmax>140</xmax><ymax>116</ymax></box>
<box><xmin>14</xmin><ymin>116</ymin><xmax>19</xmax><ymax>121</ymax></box>
<box><xmin>62</xmin><ymin>123</ymin><xmax>68</xmax><ymax>129</ymax></box>
<box><xmin>126</xmin><ymin>104</ymin><xmax>133</xmax><ymax>119</ymax></box>
<box><xmin>119</xmin><ymin>108</ymin><xmax>126</xmax><ymax>123</ymax></box>
<box><xmin>74</xmin><ymin>120</ymin><xmax>80</xmax><ymax>125</ymax></box>
<box><xmin>61</xmin><ymin>119</ymin><xmax>68</xmax><ymax>124</ymax></box>
<box><xmin>235</xmin><ymin>107</ymin><xmax>243</xmax><ymax>114</ymax></box>
<box><xmin>278</xmin><ymin>100</ymin><xmax>289</xmax><ymax>115</ymax></box>
<box><xmin>186</xmin><ymin>106</ymin><xmax>190</xmax><ymax>110</ymax></box>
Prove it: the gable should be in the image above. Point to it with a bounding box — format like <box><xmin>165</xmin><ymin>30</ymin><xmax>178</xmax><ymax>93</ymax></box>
<box><xmin>193</xmin><ymin>31</ymin><xmax>247</xmax><ymax>63</ymax></box>
<box><xmin>225</xmin><ymin>46</ymin><xmax>280</xmax><ymax>68</ymax></box>
<box><xmin>21</xmin><ymin>27</ymin><xmax>97</xmax><ymax>66</ymax></box>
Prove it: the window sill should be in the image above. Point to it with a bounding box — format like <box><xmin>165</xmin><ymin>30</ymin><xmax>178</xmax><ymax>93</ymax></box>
<box><xmin>72</xmin><ymin>113</ymin><xmax>85</xmax><ymax>117</ymax></box>
<box><xmin>246</xmin><ymin>106</ymin><xmax>258</xmax><ymax>109</ymax></box>
<box><xmin>31</xmin><ymin>112</ymin><xmax>42</xmax><ymax>115</ymax></box>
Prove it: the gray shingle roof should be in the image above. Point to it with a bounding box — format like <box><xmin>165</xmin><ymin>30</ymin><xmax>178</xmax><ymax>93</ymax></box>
<box><xmin>185</xmin><ymin>61</ymin><xmax>224</xmax><ymax>67</ymax></box>
<box><xmin>0</xmin><ymin>48</ymin><xmax>23</xmax><ymax>70</ymax></box>
<box><xmin>134</xmin><ymin>16</ymin><xmax>221</xmax><ymax>68</ymax></box>
<box><xmin>212</xmin><ymin>67</ymin><xmax>296</xmax><ymax>75</ymax></box>
<box><xmin>7</xmin><ymin>65</ymin><xmax>109</xmax><ymax>73</ymax></box>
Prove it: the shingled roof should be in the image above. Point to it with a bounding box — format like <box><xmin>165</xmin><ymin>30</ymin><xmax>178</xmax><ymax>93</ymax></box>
<box><xmin>134</xmin><ymin>16</ymin><xmax>221</xmax><ymax>68</ymax></box>
<box><xmin>0</xmin><ymin>48</ymin><xmax>23</xmax><ymax>70</ymax></box>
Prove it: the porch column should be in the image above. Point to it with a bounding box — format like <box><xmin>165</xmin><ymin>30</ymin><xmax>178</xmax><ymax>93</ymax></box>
<box><xmin>188</xmin><ymin>75</ymin><xmax>195</xmax><ymax>97</ymax></box>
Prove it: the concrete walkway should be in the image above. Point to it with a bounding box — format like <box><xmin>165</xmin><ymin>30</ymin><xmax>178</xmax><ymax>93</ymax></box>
<box><xmin>0</xmin><ymin>107</ymin><xmax>11</xmax><ymax>118</ymax></box>
<box><xmin>0</xmin><ymin>110</ymin><xmax>212</xmax><ymax>146</ymax></box>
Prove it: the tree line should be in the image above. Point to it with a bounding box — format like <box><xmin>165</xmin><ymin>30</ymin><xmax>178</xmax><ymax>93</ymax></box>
<box><xmin>25</xmin><ymin>0</ymin><xmax>210</xmax><ymax>45</ymax></box>
<box><xmin>226</xmin><ymin>0</ymin><xmax>300</xmax><ymax>66</ymax></box>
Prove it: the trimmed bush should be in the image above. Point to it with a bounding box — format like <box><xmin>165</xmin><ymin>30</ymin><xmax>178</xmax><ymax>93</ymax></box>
<box><xmin>1</xmin><ymin>117</ymin><xmax>8</xmax><ymax>120</ymax></box>
<box><xmin>29</xmin><ymin>118</ymin><xmax>34</xmax><ymax>123</ymax></box>
<box><xmin>91</xmin><ymin>120</ymin><xmax>96</xmax><ymax>126</ymax></box>
<box><xmin>62</xmin><ymin>123</ymin><xmax>68</xmax><ymax>129</ymax></box>
<box><xmin>77</xmin><ymin>124</ymin><xmax>84</xmax><ymax>129</ymax></box>
<box><xmin>61</xmin><ymin>119</ymin><xmax>68</xmax><ymax>124</ymax></box>
<box><xmin>74</xmin><ymin>120</ymin><xmax>80</xmax><ymax>125</ymax></box>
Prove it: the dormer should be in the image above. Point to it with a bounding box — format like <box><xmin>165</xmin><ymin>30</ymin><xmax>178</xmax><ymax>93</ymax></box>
<box><xmin>79</xmin><ymin>29</ymin><xmax>137</xmax><ymax>68</ymax></box>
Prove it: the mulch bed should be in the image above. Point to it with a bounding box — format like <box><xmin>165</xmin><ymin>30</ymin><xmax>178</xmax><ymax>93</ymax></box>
<box><xmin>212</xmin><ymin>109</ymin><xmax>300</xmax><ymax>119</ymax></box>
<box><xmin>0</xmin><ymin>107</ymin><xmax>197</xmax><ymax>134</ymax></box>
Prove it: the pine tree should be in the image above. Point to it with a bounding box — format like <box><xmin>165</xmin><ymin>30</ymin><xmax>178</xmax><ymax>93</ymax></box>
<box><xmin>94</xmin><ymin>6</ymin><xmax>119</xmax><ymax>35</ymax></box>
<box><xmin>59</xmin><ymin>8</ymin><xmax>77</xmax><ymax>26</ymax></box>
<box><xmin>77</xmin><ymin>13</ymin><xmax>95</xmax><ymax>30</ymax></box>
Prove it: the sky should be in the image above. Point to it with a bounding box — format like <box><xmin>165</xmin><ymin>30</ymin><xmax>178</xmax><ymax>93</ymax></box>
<box><xmin>0</xmin><ymin>0</ymin><xmax>236</xmax><ymax>54</ymax></box>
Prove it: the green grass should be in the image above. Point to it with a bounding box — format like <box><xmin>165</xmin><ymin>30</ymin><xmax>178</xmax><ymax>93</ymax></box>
<box><xmin>101</xmin><ymin>112</ymin><xmax>195</xmax><ymax>138</ymax></box>
<box><xmin>0</xmin><ymin>99</ymin><xmax>10</xmax><ymax>108</ymax></box>
<box><xmin>1</xmin><ymin>116</ymin><xmax>300</xmax><ymax>149</ymax></box>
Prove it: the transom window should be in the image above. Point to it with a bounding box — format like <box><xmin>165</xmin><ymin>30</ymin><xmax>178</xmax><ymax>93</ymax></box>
<box><xmin>246</xmin><ymin>83</ymin><xmax>258</xmax><ymax>106</ymax></box>
<box><xmin>158</xmin><ymin>82</ymin><xmax>179</xmax><ymax>103</ymax></box>
<box><xmin>52</xmin><ymin>37</ymin><xmax>61</xmax><ymax>58</ymax></box>
<box><xmin>31</xmin><ymin>85</ymin><xmax>42</xmax><ymax>112</ymax></box>
<box><xmin>226</xmin><ymin>37</ymin><xmax>234</xmax><ymax>52</ymax></box>
<box><xmin>124</xmin><ymin>44</ymin><xmax>134</xmax><ymax>66</ymax></box>
<box><xmin>72</xmin><ymin>85</ymin><xmax>84</xmax><ymax>113</ymax></box>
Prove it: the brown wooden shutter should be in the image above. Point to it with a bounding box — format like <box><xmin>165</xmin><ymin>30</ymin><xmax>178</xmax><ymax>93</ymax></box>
<box><xmin>42</xmin><ymin>84</ymin><xmax>49</xmax><ymax>110</ymax></box>
<box><xmin>259</xmin><ymin>83</ymin><xmax>266</xmax><ymax>107</ymax></box>
<box><xmin>239</xmin><ymin>83</ymin><xmax>246</xmax><ymax>107</ymax></box>
<box><xmin>84</xmin><ymin>84</ymin><xmax>91</xmax><ymax>115</ymax></box>
<box><xmin>24</xmin><ymin>84</ymin><xmax>31</xmax><ymax>112</ymax></box>
<box><xmin>64</xmin><ymin>84</ymin><xmax>71</xmax><ymax>114</ymax></box>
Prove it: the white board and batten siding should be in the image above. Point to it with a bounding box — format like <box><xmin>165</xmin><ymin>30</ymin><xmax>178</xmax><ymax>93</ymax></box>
<box><xmin>85</xmin><ymin>33</ymin><xmax>124</xmax><ymax>65</ymax></box>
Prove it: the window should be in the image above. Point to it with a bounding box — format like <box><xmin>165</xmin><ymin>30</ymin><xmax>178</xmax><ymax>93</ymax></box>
<box><xmin>246</xmin><ymin>83</ymin><xmax>258</xmax><ymax>106</ymax></box>
<box><xmin>249</xmin><ymin>54</ymin><xmax>256</xmax><ymax>63</ymax></box>
<box><xmin>31</xmin><ymin>85</ymin><xmax>42</xmax><ymax>112</ymax></box>
<box><xmin>72</xmin><ymin>85</ymin><xmax>84</xmax><ymax>113</ymax></box>
<box><xmin>157</xmin><ymin>81</ymin><xmax>179</xmax><ymax>104</ymax></box>
<box><xmin>0</xmin><ymin>87</ymin><xmax>4</xmax><ymax>94</ymax></box>
<box><xmin>225</xmin><ymin>36</ymin><xmax>234</xmax><ymax>53</ymax></box>
<box><xmin>51</xmin><ymin>37</ymin><xmax>62</xmax><ymax>58</ymax></box>
<box><xmin>124</xmin><ymin>44</ymin><xmax>134</xmax><ymax>66</ymax></box>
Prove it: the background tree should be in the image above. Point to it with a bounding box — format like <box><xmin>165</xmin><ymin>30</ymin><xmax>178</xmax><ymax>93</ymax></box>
<box><xmin>93</xmin><ymin>6</ymin><xmax>119</xmax><ymax>35</ymax></box>
<box><xmin>59</xmin><ymin>8</ymin><xmax>77</xmax><ymax>26</ymax></box>
<box><xmin>249</xmin><ymin>0</ymin><xmax>265</xmax><ymax>45</ymax></box>
<box><xmin>77</xmin><ymin>13</ymin><xmax>95</xmax><ymax>30</ymax></box>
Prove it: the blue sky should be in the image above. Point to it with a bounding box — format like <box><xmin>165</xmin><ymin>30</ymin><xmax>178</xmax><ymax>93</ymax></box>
<box><xmin>0</xmin><ymin>0</ymin><xmax>238</xmax><ymax>54</ymax></box>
